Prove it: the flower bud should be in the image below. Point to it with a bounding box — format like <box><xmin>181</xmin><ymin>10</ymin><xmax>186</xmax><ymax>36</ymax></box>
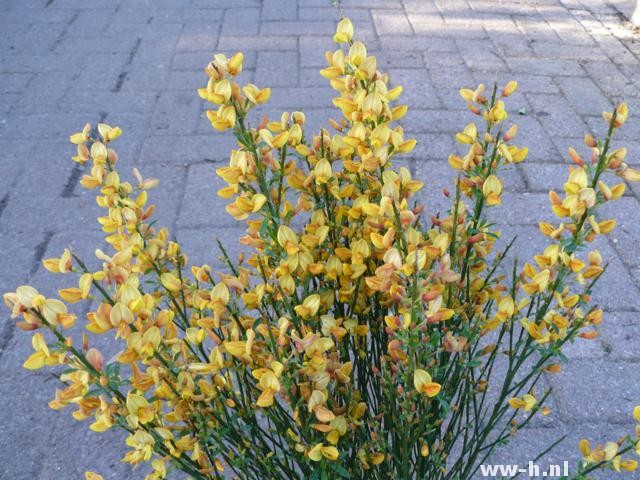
<box><xmin>86</xmin><ymin>348</ymin><xmax>104</xmax><ymax>371</ymax></box>
<box><xmin>501</xmin><ymin>80</ymin><xmax>518</xmax><ymax>97</ymax></box>
<box><xmin>334</xmin><ymin>18</ymin><xmax>354</xmax><ymax>43</ymax></box>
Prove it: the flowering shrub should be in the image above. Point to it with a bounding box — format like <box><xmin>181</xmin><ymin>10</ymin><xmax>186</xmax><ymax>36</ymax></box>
<box><xmin>5</xmin><ymin>18</ymin><xmax>640</xmax><ymax>480</ymax></box>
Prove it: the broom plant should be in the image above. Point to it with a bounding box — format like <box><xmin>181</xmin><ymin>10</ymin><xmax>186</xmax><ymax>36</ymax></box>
<box><xmin>5</xmin><ymin>18</ymin><xmax>640</xmax><ymax>480</ymax></box>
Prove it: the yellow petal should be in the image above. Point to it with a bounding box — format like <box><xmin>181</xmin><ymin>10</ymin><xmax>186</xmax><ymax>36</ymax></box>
<box><xmin>23</xmin><ymin>351</ymin><xmax>47</xmax><ymax>370</ymax></box>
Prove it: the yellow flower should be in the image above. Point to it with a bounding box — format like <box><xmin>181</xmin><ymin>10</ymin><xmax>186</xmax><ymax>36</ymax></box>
<box><xmin>58</xmin><ymin>287</ymin><xmax>83</xmax><ymax>303</ymax></box>
<box><xmin>314</xmin><ymin>158</ymin><xmax>333</xmax><ymax>185</ymax></box>
<box><xmin>207</xmin><ymin>105</ymin><xmax>236</xmax><ymax>131</ymax></box>
<box><xmin>259</xmin><ymin>129</ymin><xmax>289</xmax><ymax>149</ymax></box>
<box><xmin>225</xmin><ymin>193</ymin><xmax>267</xmax><ymax>220</ymax></box>
<box><xmin>413</xmin><ymin>369</ymin><xmax>442</xmax><ymax>397</ymax></box>
<box><xmin>334</xmin><ymin>18</ymin><xmax>354</xmax><ymax>43</ymax></box>
<box><xmin>522</xmin><ymin>269</ymin><xmax>550</xmax><ymax>294</ymax></box>
<box><xmin>110</xmin><ymin>302</ymin><xmax>134</xmax><ymax>325</ymax></box>
<box><xmin>348</xmin><ymin>41</ymin><xmax>367</xmax><ymax>66</ymax></box>
<box><xmin>455</xmin><ymin>123</ymin><xmax>477</xmax><ymax>144</ymax></box>
<box><xmin>227</xmin><ymin>51</ymin><xmax>244</xmax><ymax>76</ymax></box>
<box><xmin>614</xmin><ymin>457</ymin><xmax>638</xmax><ymax>472</ymax></box>
<box><xmin>69</xmin><ymin>123</ymin><xmax>91</xmax><ymax>145</ymax></box>
<box><xmin>482</xmin><ymin>175</ymin><xmax>502</xmax><ymax>206</ymax></box>
<box><xmin>97</xmin><ymin>123</ymin><xmax>122</xmax><ymax>142</ymax></box>
<box><xmin>242</xmin><ymin>84</ymin><xmax>271</xmax><ymax>104</ymax></box>
<box><xmin>123</xmin><ymin>430</ymin><xmax>155</xmax><ymax>464</ymax></box>
<box><xmin>23</xmin><ymin>332</ymin><xmax>50</xmax><ymax>370</ymax></box>
<box><xmin>308</xmin><ymin>443</ymin><xmax>340</xmax><ymax>461</ymax></box>
<box><xmin>420</xmin><ymin>443</ymin><xmax>430</xmax><ymax>457</ymax></box>
<box><xmin>508</xmin><ymin>393</ymin><xmax>536</xmax><ymax>411</ymax></box>
<box><xmin>294</xmin><ymin>294</ymin><xmax>321</xmax><ymax>319</ymax></box>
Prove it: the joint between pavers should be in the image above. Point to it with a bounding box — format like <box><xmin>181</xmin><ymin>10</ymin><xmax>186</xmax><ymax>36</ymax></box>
<box><xmin>49</xmin><ymin>11</ymin><xmax>79</xmax><ymax>53</ymax></box>
<box><xmin>173</xmin><ymin>163</ymin><xmax>195</xmax><ymax>236</ymax></box>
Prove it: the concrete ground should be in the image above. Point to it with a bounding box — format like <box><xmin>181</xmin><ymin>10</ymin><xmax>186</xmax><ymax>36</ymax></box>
<box><xmin>1</xmin><ymin>0</ymin><xmax>640</xmax><ymax>478</ymax></box>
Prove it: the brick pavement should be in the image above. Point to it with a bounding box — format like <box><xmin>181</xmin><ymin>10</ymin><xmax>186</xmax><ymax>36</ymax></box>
<box><xmin>1</xmin><ymin>0</ymin><xmax>640</xmax><ymax>478</ymax></box>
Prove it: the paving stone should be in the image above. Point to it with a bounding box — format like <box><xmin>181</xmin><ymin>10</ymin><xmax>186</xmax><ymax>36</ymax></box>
<box><xmin>65</xmin><ymin>9</ymin><xmax>112</xmax><ymax>36</ymax></box>
<box><xmin>406</xmin><ymin>13</ymin><xmax>446</xmax><ymax>35</ymax></box>
<box><xmin>54</xmin><ymin>35</ymin><xmax>140</xmax><ymax>55</ymax></box>
<box><xmin>439</xmin><ymin>17</ymin><xmax>490</xmax><ymax>40</ymax></box>
<box><xmin>299</xmin><ymin>35</ymin><xmax>337</xmax><ymax>68</ymax></box>
<box><xmin>260</xmin><ymin>21</ymin><xmax>339</xmax><ymax>36</ymax></box>
<box><xmin>177</xmin><ymin>163</ymin><xmax>237</xmax><ymax>229</ymax></box>
<box><xmin>561</xmin><ymin>331</ymin><xmax>607</xmax><ymax>359</ymax></box>
<box><xmin>192</xmin><ymin>0</ymin><xmax>260</xmax><ymax>7</ymax></box>
<box><xmin>0</xmin><ymin>6</ymin><xmax>76</xmax><ymax>24</ymax></box>
<box><xmin>601</xmin><ymin>196</ymin><xmax>640</xmax><ymax>268</ymax></box>
<box><xmin>514</xmin><ymin>14</ymin><xmax>564</xmax><ymax>43</ymax></box>
<box><xmin>598</xmin><ymin>310</ymin><xmax>640</xmax><ymax>361</ymax></box>
<box><xmin>73</xmin><ymin>54</ymin><xmax>131</xmax><ymax>92</ymax></box>
<box><xmin>520</xmin><ymin>161</ymin><xmax>575</xmax><ymax>192</ymax></box>
<box><xmin>3</xmin><ymin>23</ymin><xmax>67</xmax><ymax>55</ymax></box>
<box><xmin>587</xmin><ymin>236</ymin><xmax>640</xmax><ymax>311</ymax></box>
<box><xmin>548</xmin><ymin>136</ymin><xmax>586</xmax><ymax>163</ymax></box>
<box><xmin>39</xmin><ymin>420</ymin><xmax>135</xmax><ymax>480</ymax></box>
<box><xmin>342</xmin><ymin>0</ymin><xmax>404</xmax><ymax>6</ymax></box>
<box><xmin>549</xmin><ymin>360</ymin><xmax>640</xmax><ymax>424</ymax></box>
<box><xmin>517</xmin><ymin>74</ymin><xmax>561</xmax><ymax>94</ymax></box>
<box><xmin>428</xmin><ymin>65</ymin><xmax>474</xmax><ymax>110</ymax></box>
<box><xmin>402</xmin><ymin>108</ymin><xmax>473</xmax><ymax>133</ymax></box>
<box><xmin>150</xmin><ymin>90</ymin><xmax>201</xmax><ymax>135</ymax></box>
<box><xmin>140</xmin><ymin>134</ymin><xmax>237</xmax><ymax>165</ymax></box>
<box><xmin>61</xmin><ymin>90</ymin><xmax>158</xmax><ymax>114</ymax></box>
<box><xmin>488</xmin><ymin>30</ymin><xmax>537</xmax><ymax>58</ymax></box>
<box><xmin>166</xmin><ymin>69</ymin><xmax>206</xmax><ymax>91</ymax></box>
<box><xmin>142</xmin><ymin>163</ymin><xmax>188</xmax><ymax>230</ymax></box>
<box><xmin>267</xmin><ymin>86</ymin><xmax>335</xmax><ymax>109</ymax></box>
<box><xmin>0</xmin><ymin>72</ymin><xmax>32</xmax><ymax>93</ymax></box>
<box><xmin>379</xmin><ymin>35</ymin><xmax>457</xmax><ymax>53</ymax></box>
<box><xmin>378</xmin><ymin>49</ymin><xmax>427</xmax><ymax>70</ymax></box>
<box><xmin>387</xmin><ymin>69</ymin><xmax>443</xmax><ymax>109</ymax></box>
<box><xmin>0</xmin><ymin>231</ymin><xmax>42</xmax><ymax>283</ymax></box>
<box><xmin>0</xmin><ymin>139</ymin><xmax>29</xmax><ymax>203</ymax></box>
<box><xmin>173</xmin><ymin>51</ymin><xmax>233</xmax><ymax>71</ymax></box>
<box><xmin>512</xmin><ymin>114</ymin><xmax>563</xmax><ymax>163</ymax></box>
<box><xmin>109</xmin><ymin>5</ymin><xmax>154</xmax><ymax>24</ymax></box>
<box><xmin>262</xmin><ymin>0</ymin><xmax>298</xmax><ymax>21</ymax></box>
<box><xmin>255</xmin><ymin>50</ymin><xmax>299</xmax><ymax>87</ymax></box>
<box><xmin>176</xmin><ymin>22</ymin><xmax>220</xmax><ymax>52</ymax></box>
<box><xmin>372</xmin><ymin>10</ymin><xmax>413</xmax><ymax>35</ymax></box>
<box><xmin>217</xmin><ymin>35</ymin><xmax>297</xmax><ymax>51</ymax></box>
<box><xmin>155</xmin><ymin>7</ymin><xmax>225</xmax><ymax>24</ymax></box>
<box><xmin>409</xmin><ymin>132</ymin><xmax>457</xmax><ymax>163</ymax></box>
<box><xmin>498</xmin><ymin>192</ymin><xmax>555</xmax><ymax>225</ymax></box>
<box><xmin>507</xmin><ymin>57</ymin><xmax>586</xmax><ymax>77</ymax></box>
<box><xmin>0</xmin><ymin>113</ymin><xmax>95</xmax><ymax>140</ymax></box>
<box><xmin>554</xmin><ymin>75</ymin><xmax>613</xmax><ymax>114</ymax></box>
<box><xmin>525</xmin><ymin>93</ymin><xmax>588</xmax><ymax>138</ymax></box>
<box><xmin>299</xmin><ymin>7</ymin><xmax>371</xmax><ymax>22</ymax></box>
<box><xmin>300</xmin><ymin>67</ymin><xmax>330</xmax><ymax>86</ymax></box>
<box><xmin>0</xmin><ymin>348</ymin><xmax>60</xmax><ymax>480</ymax></box>
<box><xmin>221</xmin><ymin>8</ymin><xmax>260</xmax><ymax>36</ymax></box>
<box><xmin>530</xmin><ymin>41</ymin><xmax>609</xmax><ymax>61</ymax></box>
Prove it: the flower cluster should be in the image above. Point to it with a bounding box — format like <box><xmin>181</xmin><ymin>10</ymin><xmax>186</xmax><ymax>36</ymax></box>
<box><xmin>5</xmin><ymin>18</ymin><xmax>640</xmax><ymax>480</ymax></box>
